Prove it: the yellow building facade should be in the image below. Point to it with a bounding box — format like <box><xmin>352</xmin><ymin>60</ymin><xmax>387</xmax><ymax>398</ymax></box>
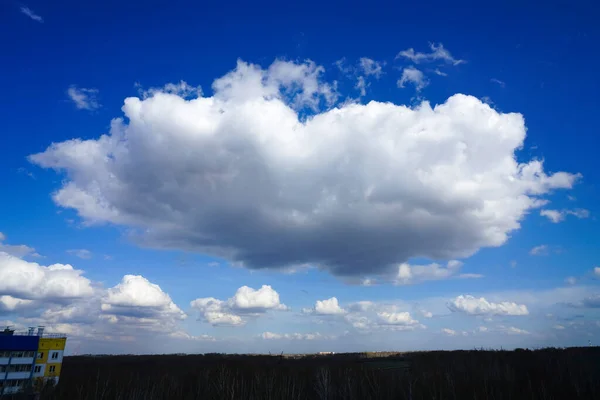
<box><xmin>33</xmin><ymin>337</ymin><xmax>66</xmax><ymax>386</ymax></box>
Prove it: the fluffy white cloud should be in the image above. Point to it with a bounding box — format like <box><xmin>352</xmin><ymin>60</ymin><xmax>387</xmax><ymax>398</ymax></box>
<box><xmin>230</xmin><ymin>285</ymin><xmax>288</xmax><ymax>311</ymax></box>
<box><xmin>189</xmin><ymin>297</ymin><xmax>243</xmax><ymax>326</ymax></box>
<box><xmin>0</xmin><ymin>296</ymin><xmax>34</xmax><ymax>313</ymax></box>
<box><xmin>304</xmin><ymin>297</ymin><xmax>346</xmax><ymax>315</ymax></box>
<box><xmin>397</xmin><ymin>66</ymin><xmax>428</xmax><ymax>91</ymax></box>
<box><xmin>540</xmin><ymin>208</ymin><xmax>590</xmax><ymax>223</ymax></box>
<box><xmin>191</xmin><ymin>285</ymin><xmax>287</xmax><ymax>326</ymax></box>
<box><xmin>338</xmin><ymin>301</ymin><xmax>424</xmax><ymax>333</ymax></box>
<box><xmin>396</xmin><ymin>43</ymin><xmax>465</xmax><ymax>66</ymax></box>
<box><xmin>394</xmin><ymin>260</ymin><xmax>479</xmax><ymax>284</ymax></box>
<box><xmin>0</xmin><ymin>252</ymin><xmax>93</xmax><ymax>301</ymax></box>
<box><xmin>67</xmin><ymin>85</ymin><xmax>100</xmax><ymax>110</ymax></box>
<box><xmin>101</xmin><ymin>275</ymin><xmax>186</xmax><ymax>320</ymax></box>
<box><xmin>30</xmin><ymin>59</ymin><xmax>580</xmax><ymax>279</ymax></box>
<box><xmin>0</xmin><ymin>239</ymin><xmax>196</xmax><ymax>346</ymax></box>
<box><xmin>41</xmin><ymin>303</ymin><xmax>98</xmax><ymax>325</ymax></box>
<box><xmin>376</xmin><ymin>311</ymin><xmax>418</xmax><ymax>326</ymax></box>
<box><xmin>448</xmin><ymin>295</ymin><xmax>529</xmax><ymax>316</ymax></box>
<box><xmin>18</xmin><ymin>273</ymin><xmax>189</xmax><ymax>342</ymax></box>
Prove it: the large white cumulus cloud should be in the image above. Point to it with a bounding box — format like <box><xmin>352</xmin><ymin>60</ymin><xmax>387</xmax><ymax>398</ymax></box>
<box><xmin>190</xmin><ymin>285</ymin><xmax>288</xmax><ymax>327</ymax></box>
<box><xmin>101</xmin><ymin>275</ymin><xmax>186</xmax><ymax>321</ymax></box>
<box><xmin>0</xmin><ymin>252</ymin><xmax>93</xmax><ymax>301</ymax></box>
<box><xmin>29</xmin><ymin>59</ymin><xmax>580</xmax><ymax>278</ymax></box>
<box><xmin>448</xmin><ymin>295</ymin><xmax>529</xmax><ymax>316</ymax></box>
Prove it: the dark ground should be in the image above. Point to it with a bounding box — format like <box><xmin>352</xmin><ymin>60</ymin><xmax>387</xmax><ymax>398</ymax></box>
<box><xmin>18</xmin><ymin>347</ymin><xmax>600</xmax><ymax>399</ymax></box>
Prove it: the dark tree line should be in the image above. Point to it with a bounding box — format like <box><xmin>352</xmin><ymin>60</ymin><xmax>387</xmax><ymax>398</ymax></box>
<box><xmin>6</xmin><ymin>347</ymin><xmax>599</xmax><ymax>399</ymax></box>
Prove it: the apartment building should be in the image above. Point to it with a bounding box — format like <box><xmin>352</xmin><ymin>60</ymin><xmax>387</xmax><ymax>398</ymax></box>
<box><xmin>0</xmin><ymin>326</ymin><xmax>67</xmax><ymax>394</ymax></box>
<box><xmin>0</xmin><ymin>327</ymin><xmax>38</xmax><ymax>395</ymax></box>
<box><xmin>34</xmin><ymin>333</ymin><xmax>67</xmax><ymax>386</ymax></box>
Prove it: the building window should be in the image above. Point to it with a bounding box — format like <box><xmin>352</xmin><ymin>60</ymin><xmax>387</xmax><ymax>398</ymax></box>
<box><xmin>8</xmin><ymin>364</ymin><xmax>31</xmax><ymax>373</ymax></box>
<box><xmin>37</xmin><ymin>352</ymin><xmax>43</xmax><ymax>359</ymax></box>
<box><xmin>34</xmin><ymin>365</ymin><xmax>41</xmax><ymax>373</ymax></box>
<box><xmin>49</xmin><ymin>366</ymin><xmax>56</xmax><ymax>373</ymax></box>
<box><xmin>51</xmin><ymin>352</ymin><xmax>59</xmax><ymax>359</ymax></box>
<box><xmin>0</xmin><ymin>351</ymin><xmax>10</xmax><ymax>357</ymax></box>
<box><xmin>12</xmin><ymin>351</ymin><xmax>23</xmax><ymax>358</ymax></box>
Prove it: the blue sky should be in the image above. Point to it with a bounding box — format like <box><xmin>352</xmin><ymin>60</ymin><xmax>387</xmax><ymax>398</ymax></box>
<box><xmin>1</xmin><ymin>0</ymin><xmax>599</xmax><ymax>354</ymax></box>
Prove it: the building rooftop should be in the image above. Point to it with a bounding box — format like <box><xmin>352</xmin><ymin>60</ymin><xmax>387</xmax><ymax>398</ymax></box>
<box><xmin>1</xmin><ymin>327</ymin><xmax>66</xmax><ymax>338</ymax></box>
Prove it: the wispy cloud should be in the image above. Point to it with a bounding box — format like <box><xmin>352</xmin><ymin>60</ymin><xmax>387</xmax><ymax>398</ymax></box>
<box><xmin>0</xmin><ymin>232</ymin><xmax>40</xmax><ymax>258</ymax></box>
<box><xmin>67</xmin><ymin>85</ymin><xmax>100</xmax><ymax>110</ymax></box>
<box><xmin>358</xmin><ymin>58</ymin><xmax>384</xmax><ymax>78</ymax></box>
<box><xmin>135</xmin><ymin>81</ymin><xmax>202</xmax><ymax>100</ymax></box>
<box><xmin>17</xmin><ymin>167</ymin><xmax>35</xmax><ymax>179</ymax></box>
<box><xmin>335</xmin><ymin>57</ymin><xmax>384</xmax><ymax>97</ymax></box>
<box><xmin>441</xmin><ymin>328</ymin><xmax>457</xmax><ymax>336</ymax></box>
<box><xmin>481</xmin><ymin>96</ymin><xmax>494</xmax><ymax>106</ymax></box>
<box><xmin>396</xmin><ymin>43</ymin><xmax>465</xmax><ymax>66</ymax></box>
<box><xmin>565</xmin><ymin>276</ymin><xmax>577</xmax><ymax>285</ymax></box>
<box><xmin>529</xmin><ymin>245</ymin><xmax>549</xmax><ymax>256</ymax></box>
<box><xmin>540</xmin><ymin>209</ymin><xmax>564</xmax><ymax>223</ymax></box>
<box><xmin>397</xmin><ymin>66</ymin><xmax>428</xmax><ymax>92</ymax></box>
<box><xmin>355</xmin><ymin>76</ymin><xmax>368</xmax><ymax>97</ymax></box>
<box><xmin>490</xmin><ymin>78</ymin><xmax>506</xmax><ymax>88</ymax></box>
<box><xmin>433</xmin><ymin>69</ymin><xmax>448</xmax><ymax>77</ymax></box>
<box><xmin>20</xmin><ymin>6</ymin><xmax>43</xmax><ymax>23</ymax></box>
<box><xmin>540</xmin><ymin>208</ymin><xmax>590</xmax><ymax>223</ymax></box>
<box><xmin>67</xmin><ymin>249</ymin><xmax>92</xmax><ymax>259</ymax></box>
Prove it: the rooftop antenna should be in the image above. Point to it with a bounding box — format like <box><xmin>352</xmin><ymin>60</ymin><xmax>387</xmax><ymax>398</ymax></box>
<box><xmin>37</xmin><ymin>326</ymin><xmax>45</xmax><ymax>337</ymax></box>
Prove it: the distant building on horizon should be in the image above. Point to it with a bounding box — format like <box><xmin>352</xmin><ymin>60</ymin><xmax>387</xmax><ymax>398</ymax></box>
<box><xmin>0</xmin><ymin>326</ymin><xmax>67</xmax><ymax>395</ymax></box>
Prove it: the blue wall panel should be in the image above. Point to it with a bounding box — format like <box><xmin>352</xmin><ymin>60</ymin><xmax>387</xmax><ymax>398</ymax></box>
<box><xmin>0</xmin><ymin>335</ymin><xmax>40</xmax><ymax>351</ymax></box>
